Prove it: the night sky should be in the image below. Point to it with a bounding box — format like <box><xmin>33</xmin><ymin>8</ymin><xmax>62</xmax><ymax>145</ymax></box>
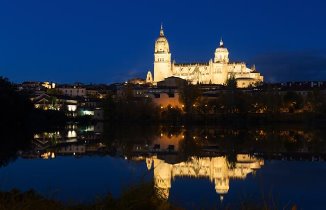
<box><xmin>0</xmin><ymin>0</ymin><xmax>325</xmax><ymax>84</ymax></box>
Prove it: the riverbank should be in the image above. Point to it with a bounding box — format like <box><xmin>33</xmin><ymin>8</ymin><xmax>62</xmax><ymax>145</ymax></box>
<box><xmin>0</xmin><ymin>185</ymin><xmax>299</xmax><ymax>210</ymax></box>
<box><xmin>0</xmin><ymin>183</ymin><xmax>178</xmax><ymax>210</ymax></box>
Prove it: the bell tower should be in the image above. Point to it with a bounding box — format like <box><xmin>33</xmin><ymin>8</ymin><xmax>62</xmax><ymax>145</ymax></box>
<box><xmin>154</xmin><ymin>24</ymin><xmax>172</xmax><ymax>82</ymax></box>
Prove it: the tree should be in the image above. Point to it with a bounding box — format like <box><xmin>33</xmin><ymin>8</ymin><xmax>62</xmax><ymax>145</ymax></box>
<box><xmin>283</xmin><ymin>91</ymin><xmax>304</xmax><ymax>112</ymax></box>
<box><xmin>102</xmin><ymin>94</ymin><xmax>117</xmax><ymax>121</ymax></box>
<box><xmin>225</xmin><ymin>74</ymin><xmax>237</xmax><ymax>90</ymax></box>
<box><xmin>0</xmin><ymin>77</ymin><xmax>33</xmax><ymax>126</ymax></box>
<box><xmin>262</xmin><ymin>85</ymin><xmax>282</xmax><ymax>113</ymax></box>
<box><xmin>161</xmin><ymin>106</ymin><xmax>183</xmax><ymax>123</ymax></box>
<box><xmin>306</xmin><ymin>89</ymin><xmax>326</xmax><ymax>113</ymax></box>
<box><xmin>179</xmin><ymin>83</ymin><xmax>201</xmax><ymax>114</ymax></box>
<box><xmin>46</xmin><ymin>88</ymin><xmax>63</xmax><ymax>95</ymax></box>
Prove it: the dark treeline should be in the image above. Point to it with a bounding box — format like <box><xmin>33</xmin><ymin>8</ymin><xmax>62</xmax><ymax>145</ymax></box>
<box><xmin>0</xmin><ymin>183</ymin><xmax>179</xmax><ymax>210</ymax></box>
<box><xmin>0</xmin><ymin>77</ymin><xmax>67</xmax><ymax>128</ymax></box>
<box><xmin>0</xmin><ymin>184</ymin><xmax>294</xmax><ymax>210</ymax></box>
<box><xmin>102</xmin><ymin>82</ymin><xmax>326</xmax><ymax>125</ymax></box>
<box><xmin>102</xmin><ymin>95</ymin><xmax>160</xmax><ymax>124</ymax></box>
<box><xmin>0</xmin><ymin>77</ymin><xmax>33</xmax><ymax>127</ymax></box>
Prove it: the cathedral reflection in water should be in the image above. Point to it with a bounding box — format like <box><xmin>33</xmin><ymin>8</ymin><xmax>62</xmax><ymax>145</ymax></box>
<box><xmin>146</xmin><ymin>154</ymin><xmax>264</xmax><ymax>201</ymax></box>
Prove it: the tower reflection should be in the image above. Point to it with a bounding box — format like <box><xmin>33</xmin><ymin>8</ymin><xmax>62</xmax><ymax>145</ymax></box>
<box><xmin>146</xmin><ymin>154</ymin><xmax>264</xmax><ymax>201</ymax></box>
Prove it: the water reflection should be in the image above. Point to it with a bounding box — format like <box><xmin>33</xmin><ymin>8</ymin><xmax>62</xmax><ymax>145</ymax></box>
<box><xmin>146</xmin><ymin>154</ymin><xmax>263</xmax><ymax>201</ymax></box>
<box><xmin>23</xmin><ymin>123</ymin><xmax>105</xmax><ymax>159</ymax></box>
<box><xmin>0</xmin><ymin>124</ymin><xmax>326</xmax><ymax>209</ymax></box>
<box><xmin>12</xmin><ymin>123</ymin><xmax>326</xmax><ymax>162</ymax></box>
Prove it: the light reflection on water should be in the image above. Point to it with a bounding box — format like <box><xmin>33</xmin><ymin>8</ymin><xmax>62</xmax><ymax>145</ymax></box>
<box><xmin>1</xmin><ymin>155</ymin><xmax>325</xmax><ymax>209</ymax></box>
<box><xmin>146</xmin><ymin>154</ymin><xmax>264</xmax><ymax>201</ymax></box>
<box><xmin>0</xmin><ymin>123</ymin><xmax>326</xmax><ymax>209</ymax></box>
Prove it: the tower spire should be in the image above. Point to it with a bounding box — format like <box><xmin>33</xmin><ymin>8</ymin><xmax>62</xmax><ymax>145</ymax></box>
<box><xmin>219</xmin><ymin>37</ymin><xmax>224</xmax><ymax>47</ymax></box>
<box><xmin>160</xmin><ymin>23</ymin><xmax>164</xmax><ymax>36</ymax></box>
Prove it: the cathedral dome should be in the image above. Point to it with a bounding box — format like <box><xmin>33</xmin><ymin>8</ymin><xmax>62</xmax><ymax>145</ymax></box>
<box><xmin>155</xmin><ymin>25</ymin><xmax>170</xmax><ymax>53</ymax></box>
<box><xmin>215</xmin><ymin>38</ymin><xmax>229</xmax><ymax>53</ymax></box>
<box><xmin>214</xmin><ymin>38</ymin><xmax>229</xmax><ymax>63</ymax></box>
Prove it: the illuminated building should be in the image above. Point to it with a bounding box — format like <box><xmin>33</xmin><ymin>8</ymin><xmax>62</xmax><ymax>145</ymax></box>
<box><xmin>32</xmin><ymin>94</ymin><xmax>78</xmax><ymax>112</ymax></box>
<box><xmin>57</xmin><ymin>86</ymin><xmax>86</xmax><ymax>97</ymax></box>
<box><xmin>147</xmin><ymin>25</ymin><xmax>263</xmax><ymax>88</ymax></box>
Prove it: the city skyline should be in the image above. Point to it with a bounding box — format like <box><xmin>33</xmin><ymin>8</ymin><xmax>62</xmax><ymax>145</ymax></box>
<box><xmin>0</xmin><ymin>0</ymin><xmax>326</xmax><ymax>83</ymax></box>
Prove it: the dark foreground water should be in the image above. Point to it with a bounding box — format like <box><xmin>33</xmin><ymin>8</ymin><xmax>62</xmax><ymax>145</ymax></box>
<box><xmin>0</xmin><ymin>124</ymin><xmax>325</xmax><ymax>209</ymax></box>
<box><xmin>1</xmin><ymin>157</ymin><xmax>326</xmax><ymax>209</ymax></box>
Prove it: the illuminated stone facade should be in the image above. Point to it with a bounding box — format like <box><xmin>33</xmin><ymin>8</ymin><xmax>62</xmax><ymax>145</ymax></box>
<box><xmin>148</xmin><ymin>25</ymin><xmax>263</xmax><ymax>88</ymax></box>
<box><xmin>146</xmin><ymin>154</ymin><xmax>264</xmax><ymax>200</ymax></box>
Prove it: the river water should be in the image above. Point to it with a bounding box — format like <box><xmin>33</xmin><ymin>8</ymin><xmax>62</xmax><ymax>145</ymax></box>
<box><xmin>0</xmin><ymin>123</ymin><xmax>325</xmax><ymax>209</ymax></box>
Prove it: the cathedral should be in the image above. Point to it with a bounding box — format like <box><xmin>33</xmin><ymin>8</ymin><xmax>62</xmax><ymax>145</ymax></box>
<box><xmin>146</xmin><ymin>25</ymin><xmax>263</xmax><ymax>88</ymax></box>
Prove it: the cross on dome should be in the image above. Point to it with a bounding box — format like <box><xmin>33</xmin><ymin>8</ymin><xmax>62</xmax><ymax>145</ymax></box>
<box><xmin>160</xmin><ymin>23</ymin><xmax>164</xmax><ymax>36</ymax></box>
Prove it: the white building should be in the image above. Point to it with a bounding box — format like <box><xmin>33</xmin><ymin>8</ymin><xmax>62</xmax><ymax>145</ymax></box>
<box><xmin>57</xmin><ymin>86</ymin><xmax>86</xmax><ymax>97</ymax></box>
<box><xmin>147</xmin><ymin>25</ymin><xmax>263</xmax><ymax>88</ymax></box>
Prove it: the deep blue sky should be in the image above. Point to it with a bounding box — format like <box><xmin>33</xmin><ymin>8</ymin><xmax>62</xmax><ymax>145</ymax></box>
<box><xmin>0</xmin><ymin>0</ymin><xmax>325</xmax><ymax>84</ymax></box>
